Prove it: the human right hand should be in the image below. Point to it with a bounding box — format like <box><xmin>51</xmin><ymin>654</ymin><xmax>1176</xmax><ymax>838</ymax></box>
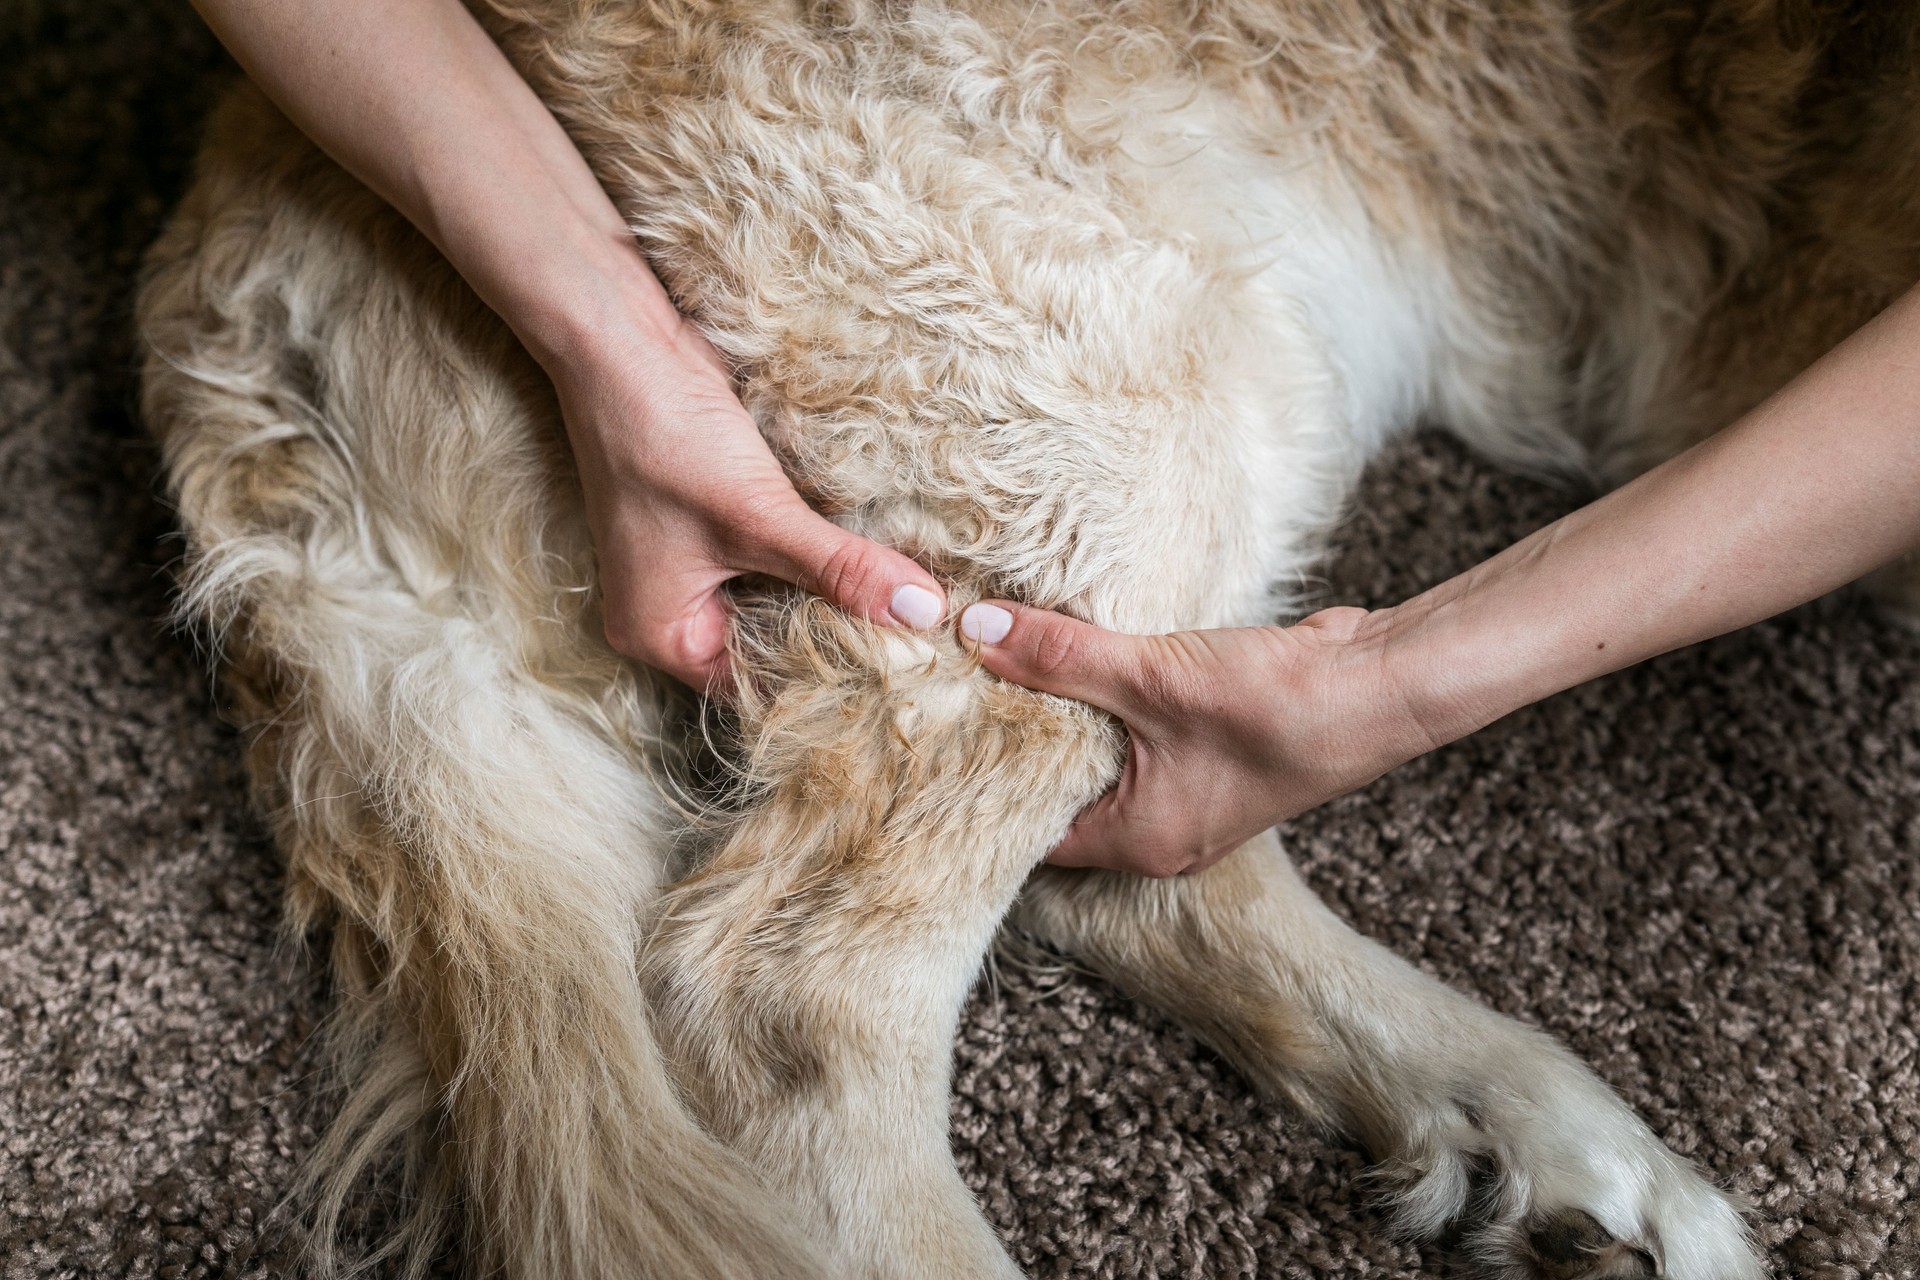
<box><xmin>189</xmin><ymin>0</ymin><xmax>946</xmax><ymax>696</ymax></box>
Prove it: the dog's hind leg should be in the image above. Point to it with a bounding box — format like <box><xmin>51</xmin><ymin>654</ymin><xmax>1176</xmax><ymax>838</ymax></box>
<box><xmin>226</xmin><ymin>587</ymin><xmax>828</xmax><ymax>1280</ymax></box>
<box><xmin>139</xmin><ymin>88</ymin><xmax>829</xmax><ymax>1280</ymax></box>
<box><xmin>1009</xmin><ymin>832</ymin><xmax>1765</xmax><ymax>1280</ymax></box>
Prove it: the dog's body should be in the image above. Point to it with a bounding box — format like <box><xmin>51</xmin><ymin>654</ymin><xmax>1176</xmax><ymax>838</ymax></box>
<box><xmin>137</xmin><ymin>2</ymin><xmax>1920</xmax><ymax>1276</ymax></box>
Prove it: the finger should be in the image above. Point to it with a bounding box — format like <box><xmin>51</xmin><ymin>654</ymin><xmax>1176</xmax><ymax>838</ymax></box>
<box><xmin>752</xmin><ymin>509</ymin><xmax>947</xmax><ymax>629</ymax></box>
<box><xmin>1043</xmin><ymin>789</ymin><xmax>1134</xmax><ymax>868</ymax></box>
<box><xmin>958</xmin><ymin>600</ymin><xmax>1148</xmax><ymax>718</ymax></box>
<box><xmin>1049</xmin><ymin>798</ymin><xmax>1203</xmax><ymax>878</ymax></box>
<box><xmin>673</xmin><ymin>605</ymin><xmax>734</xmax><ymax>699</ymax></box>
<box><xmin>605</xmin><ymin>585</ymin><xmax>733</xmax><ymax>695</ymax></box>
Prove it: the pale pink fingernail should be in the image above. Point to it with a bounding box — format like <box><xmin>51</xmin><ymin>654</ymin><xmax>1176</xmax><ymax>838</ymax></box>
<box><xmin>960</xmin><ymin>603</ymin><xmax>1013</xmax><ymax>644</ymax></box>
<box><xmin>889</xmin><ymin>583</ymin><xmax>944</xmax><ymax>629</ymax></box>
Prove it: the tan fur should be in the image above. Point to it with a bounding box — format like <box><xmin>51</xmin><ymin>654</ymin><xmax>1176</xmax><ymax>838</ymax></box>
<box><xmin>138</xmin><ymin>2</ymin><xmax>1918</xmax><ymax>1276</ymax></box>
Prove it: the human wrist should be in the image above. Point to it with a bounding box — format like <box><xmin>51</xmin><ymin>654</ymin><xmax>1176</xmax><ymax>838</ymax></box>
<box><xmin>1350</xmin><ymin>550</ymin><xmax>1627</xmax><ymax>767</ymax></box>
<box><xmin>489</xmin><ymin>228</ymin><xmax>685</xmax><ymax>380</ymax></box>
<box><xmin>1344</xmin><ymin>593</ymin><xmax>1522</xmax><ymax>765</ymax></box>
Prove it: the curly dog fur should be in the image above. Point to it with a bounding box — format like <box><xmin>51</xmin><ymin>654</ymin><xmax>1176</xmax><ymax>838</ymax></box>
<box><xmin>138</xmin><ymin>2</ymin><xmax>1919</xmax><ymax>1275</ymax></box>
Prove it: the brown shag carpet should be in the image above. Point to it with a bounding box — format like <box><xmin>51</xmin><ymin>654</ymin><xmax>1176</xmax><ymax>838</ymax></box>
<box><xmin>3</xmin><ymin>3</ymin><xmax>1917</xmax><ymax>1277</ymax></box>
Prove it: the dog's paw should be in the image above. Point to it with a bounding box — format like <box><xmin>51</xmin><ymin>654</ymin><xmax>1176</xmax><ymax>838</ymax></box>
<box><xmin>1512</xmin><ymin>1208</ymin><xmax>1660</xmax><ymax>1278</ymax></box>
<box><xmin>1469</xmin><ymin>1175</ymin><xmax>1755</xmax><ymax>1280</ymax></box>
<box><xmin>1379</xmin><ymin>1049</ymin><xmax>1763</xmax><ymax>1280</ymax></box>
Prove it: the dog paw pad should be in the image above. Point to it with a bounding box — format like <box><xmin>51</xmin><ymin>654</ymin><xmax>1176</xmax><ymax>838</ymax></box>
<box><xmin>1525</xmin><ymin>1208</ymin><xmax>1662</xmax><ymax>1280</ymax></box>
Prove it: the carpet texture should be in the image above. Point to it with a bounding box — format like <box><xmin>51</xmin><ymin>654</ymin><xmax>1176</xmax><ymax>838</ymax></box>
<box><xmin>3</xmin><ymin>4</ymin><xmax>1917</xmax><ymax>1277</ymax></box>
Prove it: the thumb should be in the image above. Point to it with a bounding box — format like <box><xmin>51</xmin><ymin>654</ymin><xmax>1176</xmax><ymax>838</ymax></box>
<box><xmin>756</xmin><ymin>510</ymin><xmax>948</xmax><ymax>630</ymax></box>
<box><xmin>958</xmin><ymin>600</ymin><xmax>1148</xmax><ymax>717</ymax></box>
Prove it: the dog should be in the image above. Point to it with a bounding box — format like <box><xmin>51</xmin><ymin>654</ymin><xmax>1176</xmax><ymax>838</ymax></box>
<box><xmin>137</xmin><ymin>2</ymin><xmax>1920</xmax><ymax>1276</ymax></box>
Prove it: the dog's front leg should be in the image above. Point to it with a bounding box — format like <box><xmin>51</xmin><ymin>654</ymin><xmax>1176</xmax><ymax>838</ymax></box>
<box><xmin>642</xmin><ymin>599</ymin><xmax>1119</xmax><ymax>1279</ymax></box>
<box><xmin>1010</xmin><ymin>830</ymin><xmax>1765</xmax><ymax>1280</ymax></box>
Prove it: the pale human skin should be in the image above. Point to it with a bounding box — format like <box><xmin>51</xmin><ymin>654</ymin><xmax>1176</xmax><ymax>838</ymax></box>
<box><xmin>963</xmin><ymin>281</ymin><xmax>1920</xmax><ymax>877</ymax></box>
<box><xmin>189</xmin><ymin>0</ymin><xmax>948</xmax><ymax>692</ymax></box>
<box><xmin>189</xmin><ymin>0</ymin><xmax>1920</xmax><ymax>882</ymax></box>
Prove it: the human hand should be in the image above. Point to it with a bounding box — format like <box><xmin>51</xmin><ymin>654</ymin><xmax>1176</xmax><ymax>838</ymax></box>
<box><xmin>553</xmin><ymin>314</ymin><xmax>946</xmax><ymax>692</ymax></box>
<box><xmin>957</xmin><ymin>601</ymin><xmax>1431</xmax><ymax>876</ymax></box>
<box><xmin>195</xmin><ymin>0</ymin><xmax>949</xmax><ymax>693</ymax></box>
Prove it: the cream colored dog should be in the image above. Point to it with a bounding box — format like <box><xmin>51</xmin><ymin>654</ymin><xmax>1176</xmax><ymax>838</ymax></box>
<box><xmin>139</xmin><ymin>2</ymin><xmax>1920</xmax><ymax>1277</ymax></box>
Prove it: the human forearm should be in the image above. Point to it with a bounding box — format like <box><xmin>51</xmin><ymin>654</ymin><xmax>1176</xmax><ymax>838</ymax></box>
<box><xmin>190</xmin><ymin>0</ymin><xmax>676</xmax><ymax>367</ymax></box>
<box><xmin>192</xmin><ymin>0</ymin><xmax>950</xmax><ymax>687</ymax></box>
<box><xmin>1367</xmin><ymin>281</ymin><xmax>1920</xmax><ymax>750</ymax></box>
<box><xmin>962</xmin><ymin>279</ymin><xmax>1920</xmax><ymax>876</ymax></box>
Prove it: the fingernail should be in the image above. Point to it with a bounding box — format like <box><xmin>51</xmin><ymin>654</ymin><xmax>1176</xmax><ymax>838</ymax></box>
<box><xmin>889</xmin><ymin>583</ymin><xmax>944</xmax><ymax>629</ymax></box>
<box><xmin>960</xmin><ymin>602</ymin><xmax>1013</xmax><ymax>644</ymax></box>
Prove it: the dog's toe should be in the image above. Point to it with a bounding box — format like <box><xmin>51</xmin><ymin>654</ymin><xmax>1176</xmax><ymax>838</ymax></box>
<box><xmin>1377</xmin><ymin>1044</ymin><xmax>1762</xmax><ymax>1280</ymax></box>
<box><xmin>1524</xmin><ymin>1208</ymin><xmax>1661</xmax><ymax>1280</ymax></box>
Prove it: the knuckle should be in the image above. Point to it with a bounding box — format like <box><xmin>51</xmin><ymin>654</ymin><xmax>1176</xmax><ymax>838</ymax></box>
<box><xmin>814</xmin><ymin>537</ymin><xmax>883</xmax><ymax>609</ymax></box>
<box><xmin>602</xmin><ymin>602</ymin><xmax>705</xmax><ymax>678</ymax></box>
<box><xmin>1298</xmin><ymin>605</ymin><xmax>1372</xmax><ymax>643</ymax></box>
<box><xmin>1137</xmin><ymin>848</ymin><xmax>1190</xmax><ymax>879</ymax></box>
<box><xmin>601</xmin><ymin>609</ymin><xmax>653</xmax><ymax>663</ymax></box>
<box><xmin>1185</xmin><ymin>844</ymin><xmax>1232</xmax><ymax>876</ymax></box>
<box><xmin>1028</xmin><ymin>620</ymin><xmax>1082</xmax><ymax>678</ymax></box>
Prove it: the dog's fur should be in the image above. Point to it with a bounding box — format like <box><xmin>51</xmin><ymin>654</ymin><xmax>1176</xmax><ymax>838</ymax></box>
<box><xmin>137</xmin><ymin>2</ymin><xmax>1920</xmax><ymax>1277</ymax></box>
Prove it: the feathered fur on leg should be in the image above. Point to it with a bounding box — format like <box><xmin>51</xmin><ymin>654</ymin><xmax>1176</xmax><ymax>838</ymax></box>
<box><xmin>138</xmin><ymin>90</ymin><xmax>832</xmax><ymax>1279</ymax></box>
<box><xmin>644</xmin><ymin>592</ymin><xmax>1119</xmax><ymax>1277</ymax></box>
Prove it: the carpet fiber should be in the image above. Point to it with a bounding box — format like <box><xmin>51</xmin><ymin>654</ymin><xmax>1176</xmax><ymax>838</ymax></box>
<box><xmin>3</xmin><ymin>4</ymin><xmax>1917</xmax><ymax>1277</ymax></box>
